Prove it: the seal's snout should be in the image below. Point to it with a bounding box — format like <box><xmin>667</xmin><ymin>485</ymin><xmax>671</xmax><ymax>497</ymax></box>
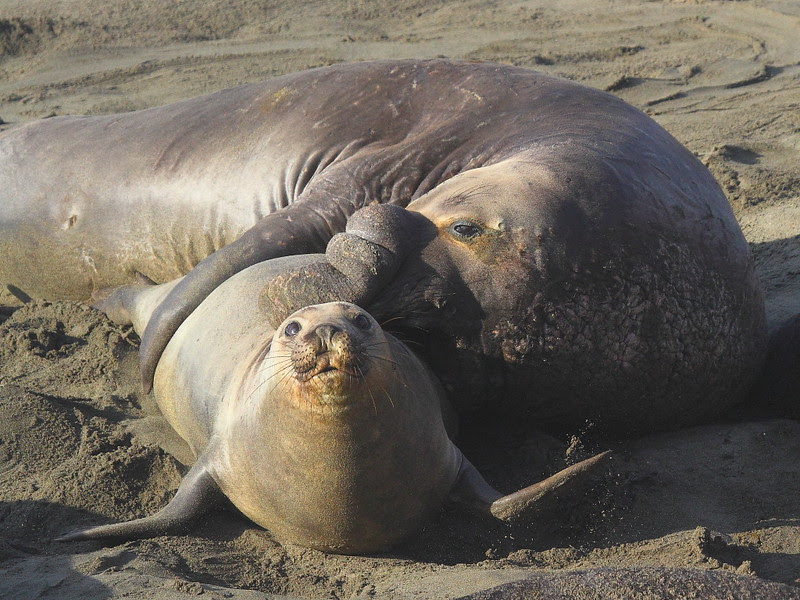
<box><xmin>275</xmin><ymin>303</ymin><xmax>380</xmax><ymax>385</ymax></box>
<box><xmin>302</xmin><ymin>322</ymin><xmax>351</xmax><ymax>362</ymax></box>
<box><xmin>289</xmin><ymin>319</ymin><xmax>368</xmax><ymax>381</ymax></box>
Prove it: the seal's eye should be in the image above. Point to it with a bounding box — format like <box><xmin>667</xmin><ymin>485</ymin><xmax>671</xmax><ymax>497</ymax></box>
<box><xmin>450</xmin><ymin>221</ymin><xmax>483</xmax><ymax>240</ymax></box>
<box><xmin>353</xmin><ymin>313</ymin><xmax>371</xmax><ymax>330</ymax></box>
<box><xmin>284</xmin><ymin>321</ymin><xmax>301</xmax><ymax>337</ymax></box>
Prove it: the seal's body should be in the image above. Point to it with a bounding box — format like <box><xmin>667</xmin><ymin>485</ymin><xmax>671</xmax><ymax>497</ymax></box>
<box><xmin>59</xmin><ymin>257</ymin><xmax>608</xmax><ymax>552</ymax></box>
<box><xmin>216</xmin><ymin>301</ymin><xmax>459</xmax><ymax>552</ymax></box>
<box><xmin>151</xmin><ymin>259</ymin><xmax>460</xmax><ymax>552</ymax></box>
<box><xmin>0</xmin><ymin>60</ymin><xmax>766</xmax><ymax>432</ymax></box>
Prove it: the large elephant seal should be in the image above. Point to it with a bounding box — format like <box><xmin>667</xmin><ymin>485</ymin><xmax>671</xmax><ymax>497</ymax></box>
<box><xmin>0</xmin><ymin>59</ymin><xmax>766</xmax><ymax>433</ymax></box>
<box><xmin>57</xmin><ymin>257</ymin><xmax>608</xmax><ymax>553</ymax></box>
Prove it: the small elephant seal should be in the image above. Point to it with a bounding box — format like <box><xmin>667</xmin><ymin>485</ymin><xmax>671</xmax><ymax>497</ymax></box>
<box><xmin>57</xmin><ymin>257</ymin><xmax>608</xmax><ymax>553</ymax></box>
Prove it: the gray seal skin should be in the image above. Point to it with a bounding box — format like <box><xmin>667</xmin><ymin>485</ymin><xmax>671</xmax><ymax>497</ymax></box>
<box><xmin>0</xmin><ymin>59</ymin><xmax>766</xmax><ymax>433</ymax></box>
<box><xmin>56</xmin><ymin>258</ymin><xmax>608</xmax><ymax>553</ymax></box>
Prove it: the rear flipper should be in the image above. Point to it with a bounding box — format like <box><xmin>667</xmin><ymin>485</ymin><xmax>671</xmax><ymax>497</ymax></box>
<box><xmin>56</xmin><ymin>461</ymin><xmax>222</xmax><ymax>543</ymax></box>
<box><xmin>449</xmin><ymin>450</ymin><xmax>611</xmax><ymax>522</ymax></box>
<box><xmin>90</xmin><ymin>273</ymin><xmax>182</xmax><ymax>336</ymax></box>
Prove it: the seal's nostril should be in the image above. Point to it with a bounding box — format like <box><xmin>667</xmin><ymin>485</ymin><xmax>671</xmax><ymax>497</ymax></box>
<box><xmin>314</xmin><ymin>324</ymin><xmax>340</xmax><ymax>348</ymax></box>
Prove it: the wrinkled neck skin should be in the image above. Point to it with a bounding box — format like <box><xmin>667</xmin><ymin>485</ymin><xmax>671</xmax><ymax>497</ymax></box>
<box><xmin>368</xmin><ymin>159</ymin><xmax>547</xmax><ymax>408</ymax></box>
<box><xmin>368</xmin><ymin>142</ymin><xmax>762</xmax><ymax>428</ymax></box>
<box><xmin>209</xmin><ymin>333</ymin><xmax>460</xmax><ymax>554</ymax></box>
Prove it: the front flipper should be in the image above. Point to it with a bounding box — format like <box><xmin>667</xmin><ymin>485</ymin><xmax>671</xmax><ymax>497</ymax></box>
<box><xmin>56</xmin><ymin>461</ymin><xmax>223</xmax><ymax>543</ymax></box>
<box><xmin>260</xmin><ymin>206</ymin><xmax>431</xmax><ymax>327</ymax></box>
<box><xmin>140</xmin><ymin>204</ymin><xmax>426</xmax><ymax>391</ymax></box>
<box><xmin>139</xmin><ymin>210</ymin><xmax>317</xmax><ymax>392</ymax></box>
<box><xmin>449</xmin><ymin>450</ymin><xmax>611</xmax><ymax>522</ymax></box>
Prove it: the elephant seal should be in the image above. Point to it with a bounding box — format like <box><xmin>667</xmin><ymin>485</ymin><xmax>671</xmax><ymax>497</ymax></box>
<box><xmin>0</xmin><ymin>59</ymin><xmax>766</xmax><ymax>433</ymax></box>
<box><xmin>57</xmin><ymin>256</ymin><xmax>609</xmax><ymax>553</ymax></box>
<box><xmin>458</xmin><ymin>567</ymin><xmax>800</xmax><ymax>600</ymax></box>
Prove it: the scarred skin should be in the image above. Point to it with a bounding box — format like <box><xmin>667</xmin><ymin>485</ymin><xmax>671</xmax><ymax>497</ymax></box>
<box><xmin>0</xmin><ymin>59</ymin><xmax>766</xmax><ymax>433</ymax></box>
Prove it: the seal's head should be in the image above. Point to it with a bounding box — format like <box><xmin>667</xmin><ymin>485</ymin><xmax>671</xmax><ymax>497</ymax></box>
<box><xmin>361</xmin><ymin>151</ymin><xmax>763</xmax><ymax>432</ymax></box>
<box><xmin>268</xmin><ymin>302</ymin><xmax>387</xmax><ymax>410</ymax></box>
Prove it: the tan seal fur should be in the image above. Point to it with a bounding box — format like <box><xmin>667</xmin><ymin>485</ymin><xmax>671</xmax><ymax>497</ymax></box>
<box><xmin>213</xmin><ymin>302</ymin><xmax>460</xmax><ymax>552</ymax></box>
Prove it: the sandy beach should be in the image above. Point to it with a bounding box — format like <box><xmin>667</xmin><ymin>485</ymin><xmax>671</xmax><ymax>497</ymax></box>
<box><xmin>1</xmin><ymin>1</ymin><xmax>799</xmax><ymax>598</ymax></box>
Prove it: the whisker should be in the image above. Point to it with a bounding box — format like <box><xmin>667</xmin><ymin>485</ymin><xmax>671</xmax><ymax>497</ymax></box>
<box><xmin>256</xmin><ymin>358</ymin><xmax>292</xmax><ymax>373</ymax></box>
<box><xmin>379</xmin><ymin>315</ymin><xmax>407</xmax><ymax>327</ymax></box>
<box><xmin>391</xmin><ymin>337</ymin><xmax>424</xmax><ymax>349</ymax></box>
<box><xmin>259</xmin><ymin>363</ymin><xmax>293</xmax><ymax>383</ymax></box>
<box><xmin>360</xmin><ymin>341</ymin><xmax>388</xmax><ymax>350</ymax></box>
<box><xmin>383</xmin><ymin>388</ymin><xmax>395</xmax><ymax>409</ymax></box>
<box><xmin>275</xmin><ymin>365</ymin><xmax>296</xmax><ymax>391</ymax></box>
<box><xmin>256</xmin><ymin>357</ymin><xmax>294</xmax><ymax>370</ymax></box>
<box><xmin>367</xmin><ymin>386</ymin><xmax>378</xmax><ymax>416</ymax></box>
<box><xmin>367</xmin><ymin>354</ymin><xmax>410</xmax><ymax>374</ymax></box>
<box><xmin>246</xmin><ymin>362</ymin><xmax>295</xmax><ymax>400</ymax></box>
<box><xmin>369</xmin><ymin>357</ymin><xmax>403</xmax><ymax>371</ymax></box>
<box><xmin>369</xmin><ymin>376</ymin><xmax>397</xmax><ymax>410</ymax></box>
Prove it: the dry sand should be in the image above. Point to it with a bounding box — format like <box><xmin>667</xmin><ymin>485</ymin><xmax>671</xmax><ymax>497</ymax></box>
<box><xmin>1</xmin><ymin>1</ymin><xmax>799</xmax><ymax>598</ymax></box>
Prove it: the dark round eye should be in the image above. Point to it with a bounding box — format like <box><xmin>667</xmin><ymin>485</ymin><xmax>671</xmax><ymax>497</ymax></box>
<box><xmin>450</xmin><ymin>221</ymin><xmax>483</xmax><ymax>239</ymax></box>
<box><xmin>284</xmin><ymin>321</ymin><xmax>301</xmax><ymax>337</ymax></box>
<box><xmin>353</xmin><ymin>313</ymin><xmax>371</xmax><ymax>330</ymax></box>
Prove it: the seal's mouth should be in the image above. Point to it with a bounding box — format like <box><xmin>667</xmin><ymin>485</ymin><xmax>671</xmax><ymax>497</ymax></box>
<box><xmin>284</xmin><ymin>320</ymin><xmax>372</xmax><ymax>385</ymax></box>
<box><xmin>292</xmin><ymin>349</ymin><xmax>367</xmax><ymax>383</ymax></box>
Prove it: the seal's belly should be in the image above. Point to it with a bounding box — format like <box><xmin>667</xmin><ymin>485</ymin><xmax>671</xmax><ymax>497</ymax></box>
<box><xmin>0</xmin><ymin>106</ymin><xmax>300</xmax><ymax>302</ymax></box>
<box><xmin>0</xmin><ymin>164</ymin><xmax>278</xmax><ymax>301</ymax></box>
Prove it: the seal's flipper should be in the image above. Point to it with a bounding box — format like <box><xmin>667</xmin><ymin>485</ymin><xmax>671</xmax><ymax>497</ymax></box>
<box><xmin>139</xmin><ymin>230</ymin><xmax>273</xmax><ymax>392</ymax></box>
<box><xmin>90</xmin><ymin>271</ymin><xmax>156</xmax><ymax>313</ymax></box>
<box><xmin>92</xmin><ymin>277</ymin><xmax>182</xmax><ymax>334</ymax></box>
<box><xmin>449</xmin><ymin>450</ymin><xmax>611</xmax><ymax>522</ymax></box>
<box><xmin>137</xmin><ymin>204</ymin><xmax>422</xmax><ymax>392</ymax></box>
<box><xmin>134</xmin><ymin>272</ymin><xmax>157</xmax><ymax>286</ymax></box>
<box><xmin>56</xmin><ymin>462</ymin><xmax>222</xmax><ymax>543</ymax></box>
<box><xmin>140</xmin><ymin>203</ymin><xmax>421</xmax><ymax>391</ymax></box>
